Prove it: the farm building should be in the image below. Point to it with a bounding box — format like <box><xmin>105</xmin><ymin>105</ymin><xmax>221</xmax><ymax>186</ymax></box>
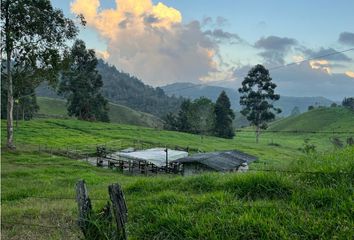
<box><xmin>99</xmin><ymin>148</ymin><xmax>189</xmax><ymax>174</ymax></box>
<box><xmin>113</xmin><ymin>148</ymin><xmax>188</xmax><ymax>167</ymax></box>
<box><xmin>171</xmin><ymin>150</ymin><xmax>257</xmax><ymax>176</ymax></box>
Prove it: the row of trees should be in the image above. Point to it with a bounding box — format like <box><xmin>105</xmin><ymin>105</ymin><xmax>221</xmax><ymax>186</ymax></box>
<box><xmin>164</xmin><ymin>64</ymin><xmax>282</xmax><ymax>142</ymax></box>
<box><xmin>1</xmin><ymin>0</ymin><xmax>109</xmax><ymax>149</ymax></box>
<box><xmin>164</xmin><ymin>91</ymin><xmax>235</xmax><ymax>139</ymax></box>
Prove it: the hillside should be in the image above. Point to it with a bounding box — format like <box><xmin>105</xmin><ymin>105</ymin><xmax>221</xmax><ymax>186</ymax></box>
<box><xmin>36</xmin><ymin>60</ymin><xmax>184</xmax><ymax>117</ymax></box>
<box><xmin>1</xmin><ymin>118</ymin><xmax>353</xmax><ymax>239</ymax></box>
<box><xmin>162</xmin><ymin>82</ymin><xmax>334</xmax><ymax>116</ymax></box>
<box><xmin>269</xmin><ymin>107</ymin><xmax>354</xmax><ymax>132</ymax></box>
<box><xmin>37</xmin><ymin>97</ymin><xmax>163</xmax><ymax>128</ymax></box>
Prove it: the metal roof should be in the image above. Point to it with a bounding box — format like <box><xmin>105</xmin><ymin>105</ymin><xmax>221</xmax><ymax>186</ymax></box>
<box><xmin>171</xmin><ymin>150</ymin><xmax>257</xmax><ymax>172</ymax></box>
<box><xmin>112</xmin><ymin>148</ymin><xmax>188</xmax><ymax>167</ymax></box>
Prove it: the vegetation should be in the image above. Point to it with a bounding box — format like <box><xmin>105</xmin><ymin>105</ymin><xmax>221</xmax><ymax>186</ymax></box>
<box><xmin>36</xmin><ymin>97</ymin><xmax>163</xmax><ymax>128</ymax></box>
<box><xmin>290</xmin><ymin>106</ymin><xmax>300</xmax><ymax>116</ymax></box>
<box><xmin>58</xmin><ymin>40</ymin><xmax>109</xmax><ymax>122</ymax></box>
<box><xmin>269</xmin><ymin>107</ymin><xmax>354</xmax><ymax>133</ymax></box>
<box><xmin>97</xmin><ymin>60</ymin><xmax>184</xmax><ymax>117</ymax></box>
<box><xmin>214</xmin><ymin>91</ymin><xmax>235</xmax><ymax>138</ymax></box>
<box><xmin>1</xmin><ymin>0</ymin><xmax>80</xmax><ymax>148</ymax></box>
<box><xmin>342</xmin><ymin>97</ymin><xmax>354</xmax><ymax>110</ymax></box>
<box><xmin>1</xmin><ymin>117</ymin><xmax>353</xmax><ymax>239</ymax></box>
<box><xmin>1</xmin><ymin>66</ymin><xmax>40</xmax><ymax>121</ymax></box>
<box><xmin>164</xmin><ymin>93</ymin><xmax>235</xmax><ymax>139</ymax></box>
<box><xmin>239</xmin><ymin>64</ymin><xmax>281</xmax><ymax>143</ymax></box>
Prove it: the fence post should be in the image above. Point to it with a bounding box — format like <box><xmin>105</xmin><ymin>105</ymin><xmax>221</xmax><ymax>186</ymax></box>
<box><xmin>76</xmin><ymin>180</ymin><xmax>92</xmax><ymax>237</ymax></box>
<box><xmin>108</xmin><ymin>183</ymin><xmax>128</xmax><ymax>240</ymax></box>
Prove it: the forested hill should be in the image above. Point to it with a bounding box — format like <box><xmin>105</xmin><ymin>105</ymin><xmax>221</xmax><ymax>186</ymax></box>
<box><xmin>96</xmin><ymin>60</ymin><xmax>183</xmax><ymax>117</ymax></box>
<box><xmin>37</xmin><ymin>59</ymin><xmax>184</xmax><ymax>117</ymax></box>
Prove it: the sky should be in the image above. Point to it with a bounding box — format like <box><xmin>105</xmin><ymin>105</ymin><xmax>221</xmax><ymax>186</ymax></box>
<box><xmin>51</xmin><ymin>0</ymin><xmax>354</xmax><ymax>101</ymax></box>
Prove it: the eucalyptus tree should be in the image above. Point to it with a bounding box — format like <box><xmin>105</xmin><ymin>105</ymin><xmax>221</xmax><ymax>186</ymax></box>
<box><xmin>1</xmin><ymin>0</ymin><xmax>80</xmax><ymax>148</ymax></box>
<box><xmin>239</xmin><ymin>64</ymin><xmax>281</xmax><ymax>143</ymax></box>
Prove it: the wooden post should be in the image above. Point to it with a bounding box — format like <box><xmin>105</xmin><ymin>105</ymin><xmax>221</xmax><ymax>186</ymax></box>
<box><xmin>76</xmin><ymin>180</ymin><xmax>92</xmax><ymax>237</ymax></box>
<box><xmin>108</xmin><ymin>183</ymin><xmax>128</xmax><ymax>240</ymax></box>
<box><xmin>165</xmin><ymin>148</ymin><xmax>168</xmax><ymax>173</ymax></box>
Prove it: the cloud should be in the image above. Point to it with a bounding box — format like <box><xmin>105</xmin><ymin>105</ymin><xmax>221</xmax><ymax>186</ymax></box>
<box><xmin>309</xmin><ymin>60</ymin><xmax>331</xmax><ymax>74</ymax></box>
<box><xmin>204</xmin><ymin>29</ymin><xmax>241</xmax><ymax>43</ymax></box>
<box><xmin>95</xmin><ymin>50</ymin><xmax>110</xmax><ymax>60</ymax></box>
<box><xmin>301</xmin><ymin>47</ymin><xmax>352</xmax><ymax>62</ymax></box>
<box><xmin>227</xmin><ymin>62</ymin><xmax>354</xmax><ymax>101</ymax></box>
<box><xmin>345</xmin><ymin>71</ymin><xmax>354</xmax><ymax>78</ymax></box>
<box><xmin>255</xmin><ymin>36</ymin><xmax>297</xmax><ymax>51</ymax></box>
<box><xmin>254</xmin><ymin>36</ymin><xmax>298</xmax><ymax>65</ymax></box>
<box><xmin>271</xmin><ymin>63</ymin><xmax>354</xmax><ymax>100</ymax></box>
<box><xmin>71</xmin><ymin>0</ymin><xmax>219</xmax><ymax>85</ymax></box>
<box><xmin>338</xmin><ymin>32</ymin><xmax>354</xmax><ymax>46</ymax></box>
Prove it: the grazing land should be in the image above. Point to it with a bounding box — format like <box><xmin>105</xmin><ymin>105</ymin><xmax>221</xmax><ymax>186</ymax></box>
<box><xmin>37</xmin><ymin>97</ymin><xmax>163</xmax><ymax>128</ymax></box>
<box><xmin>1</xmin><ymin>107</ymin><xmax>354</xmax><ymax>239</ymax></box>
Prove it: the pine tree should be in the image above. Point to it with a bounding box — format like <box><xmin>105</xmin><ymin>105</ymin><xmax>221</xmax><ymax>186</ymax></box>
<box><xmin>213</xmin><ymin>91</ymin><xmax>235</xmax><ymax>139</ymax></box>
<box><xmin>176</xmin><ymin>100</ymin><xmax>192</xmax><ymax>132</ymax></box>
<box><xmin>59</xmin><ymin>40</ymin><xmax>109</xmax><ymax>122</ymax></box>
<box><xmin>239</xmin><ymin>64</ymin><xmax>281</xmax><ymax>143</ymax></box>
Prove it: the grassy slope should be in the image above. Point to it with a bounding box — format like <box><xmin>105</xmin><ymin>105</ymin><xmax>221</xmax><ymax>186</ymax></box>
<box><xmin>2</xmin><ymin>149</ymin><xmax>353</xmax><ymax>239</ymax></box>
<box><xmin>269</xmin><ymin>107</ymin><xmax>354</xmax><ymax>132</ymax></box>
<box><xmin>1</xmin><ymin>116</ymin><xmax>354</xmax><ymax>239</ymax></box>
<box><xmin>37</xmin><ymin>97</ymin><xmax>163</xmax><ymax>128</ymax></box>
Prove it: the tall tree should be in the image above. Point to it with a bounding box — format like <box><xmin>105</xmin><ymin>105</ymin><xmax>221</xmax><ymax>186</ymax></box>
<box><xmin>1</xmin><ymin>0</ymin><xmax>79</xmax><ymax>148</ymax></box>
<box><xmin>213</xmin><ymin>91</ymin><xmax>235</xmax><ymax>139</ymax></box>
<box><xmin>58</xmin><ymin>40</ymin><xmax>109</xmax><ymax>122</ymax></box>
<box><xmin>239</xmin><ymin>64</ymin><xmax>281</xmax><ymax>143</ymax></box>
<box><xmin>190</xmin><ymin>97</ymin><xmax>215</xmax><ymax>135</ymax></box>
<box><xmin>176</xmin><ymin>99</ymin><xmax>193</xmax><ymax>132</ymax></box>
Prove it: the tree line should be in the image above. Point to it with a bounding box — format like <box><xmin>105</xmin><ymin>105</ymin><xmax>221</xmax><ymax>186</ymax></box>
<box><xmin>163</xmin><ymin>91</ymin><xmax>235</xmax><ymax>139</ymax></box>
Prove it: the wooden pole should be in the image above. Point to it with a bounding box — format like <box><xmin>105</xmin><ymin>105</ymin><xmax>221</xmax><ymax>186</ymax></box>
<box><xmin>165</xmin><ymin>148</ymin><xmax>168</xmax><ymax>173</ymax></box>
<box><xmin>108</xmin><ymin>183</ymin><xmax>128</xmax><ymax>240</ymax></box>
<box><xmin>76</xmin><ymin>180</ymin><xmax>92</xmax><ymax>237</ymax></box>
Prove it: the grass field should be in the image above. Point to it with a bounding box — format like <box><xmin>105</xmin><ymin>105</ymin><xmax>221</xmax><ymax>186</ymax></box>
<box><xmin>37</xmin><ymin>97</ymin><xmax>163</xmax><ymax>128</ymax></box>
<box><xmin>1</xmin><ymin>107</ymin><xmax>354</xmax><ymax>239</ymax></box>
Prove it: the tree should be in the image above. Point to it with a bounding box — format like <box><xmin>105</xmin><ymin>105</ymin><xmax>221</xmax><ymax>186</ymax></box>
<box><xmin>176</xmin><ymin>99</ymin><xmax>193</xmax><ymax>132</ymax></box>
<box><xmin>1</xmin><ymin>67</ymin><xmax>40</xmax><ymax>121</ymax></box>
<box><xmin>308</xmin><ymin>105</ymin><xmax>315</xmax><ymax>111</ymax></box>
<box><xmin>330</xmin><ymin>102</ymin><xmax>337</xmax><ymax>108</ymax></box>
<box><xmin>163</xmin><ymin>112</ymin><xmax>178</xmax><ymax>131</ymax></box>
<box><xmin>58</xmin><ymin>40</ymin><xmax>109</xmax><ymax>122</ymax></box>
<box><xmin>238</xmin><ymin>64</ymin><xmax>281</xmax><ymax>143</ymax></box>
<box><xmin>213</xmin><ymin>91</ymin><xmax>235</xmax><ymax>139</ymax></box>
<box><xmin>189</xmin><ymin>97</ymin><xmax>215</xmax><ymax>135</ymax></box>
<box><xmin>342</xmin><ymin>97</ymin><xmax>354</xmax><ymax>110</ymax></box>
<box><xmin>290</xmin><ymin>106</ymin><xmax>300</xmax><ymax>116</ymax></box>
<box><xmin>1</xmin><ymin>0</ymin><xmax>79</xmax><ymax>148</ymax></box>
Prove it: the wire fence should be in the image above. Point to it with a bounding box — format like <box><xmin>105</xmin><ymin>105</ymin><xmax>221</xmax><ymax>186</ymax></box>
<box><xmin>6</xmin><ymin>124</ymin><xmax>354</xmax><ymax>134</ymax></box>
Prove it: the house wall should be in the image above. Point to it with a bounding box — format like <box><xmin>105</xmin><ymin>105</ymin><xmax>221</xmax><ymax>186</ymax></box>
<box><xmin>182</xmin><ymin>162</ymin><xmax>216</xmax><ymax>176</ymax></box>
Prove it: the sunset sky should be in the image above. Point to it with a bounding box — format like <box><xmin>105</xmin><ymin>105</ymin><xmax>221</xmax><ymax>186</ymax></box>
<box><xmin>51</xmin><ymin>0</ymin><xmax>354</xmax><ymax>100</ymax></box>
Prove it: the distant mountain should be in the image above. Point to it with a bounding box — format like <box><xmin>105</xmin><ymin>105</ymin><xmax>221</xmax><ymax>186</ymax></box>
<box><xmin>161</xmin><ymin>82</ymin><xmax>335</xmax><ymax>116</ymax></box>
<box><xmin>37</xmin><ymin>59</ymin><xmax>184</xmax><ymax>117</ymax></box>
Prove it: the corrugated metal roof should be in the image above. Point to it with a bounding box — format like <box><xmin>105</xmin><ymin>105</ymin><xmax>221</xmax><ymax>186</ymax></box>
<box><xmin>172</xmin><ymin>150</ymin><xmax>257</xmax><ymax>172</ymax></box>
<box><xmin>112</xmin><ymin>148</ymin><xmax>188</xmax><ymax>167</ymax></box>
